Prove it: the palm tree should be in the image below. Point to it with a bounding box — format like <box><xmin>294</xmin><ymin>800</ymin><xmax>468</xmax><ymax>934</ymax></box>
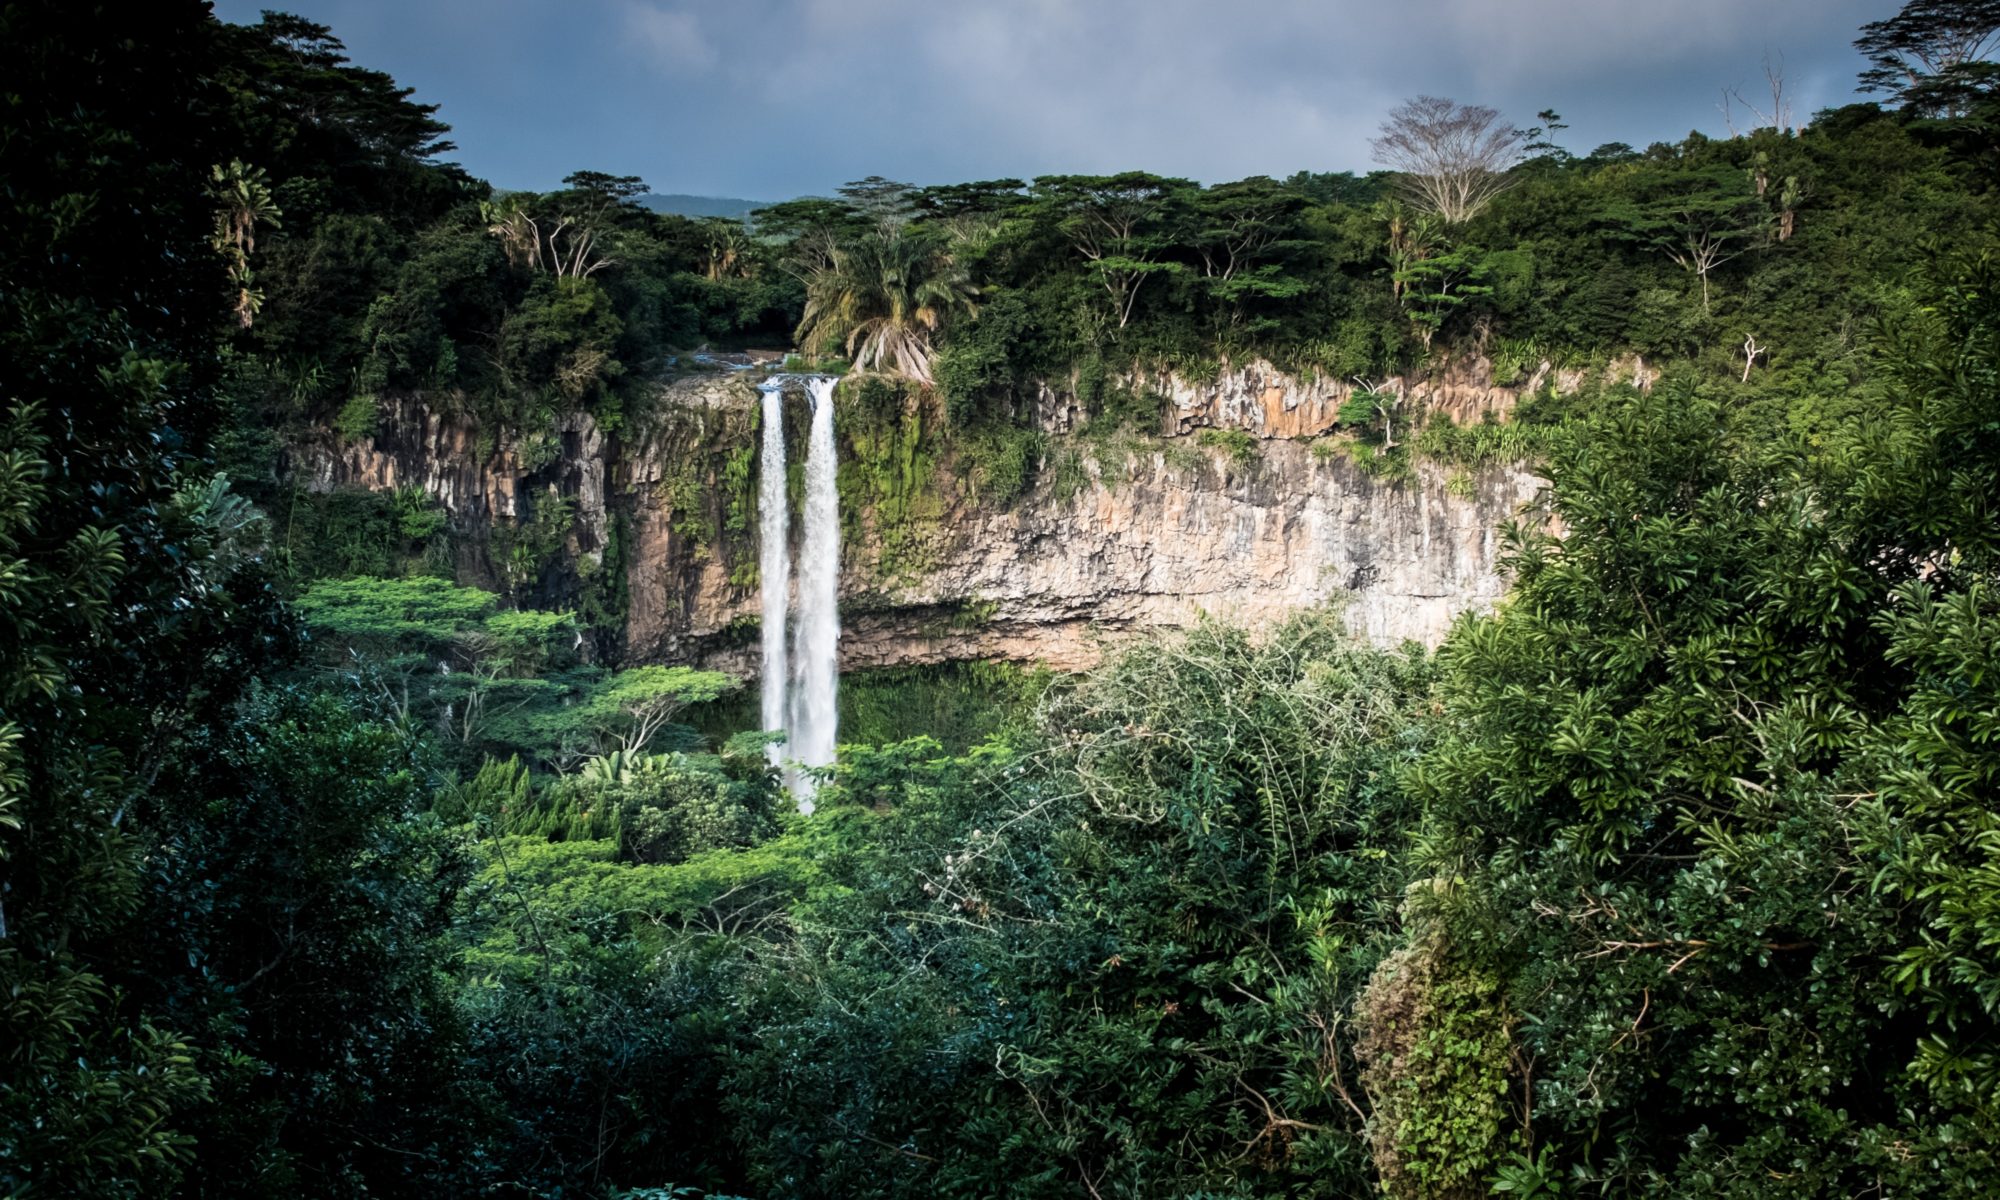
<box><xmin>794</xmin><ymin>224</ymin><xmax>978</xmax><ymax>385</ymax></box>
<box><xmin>701</xmin><ymin>217</ymin><xmax>752</xmax><ymax>280</ymax></box>
<box><xmin>210</xmin><ymin>160</ymin><xmax>282</xmax><ymax>328</ymax></box>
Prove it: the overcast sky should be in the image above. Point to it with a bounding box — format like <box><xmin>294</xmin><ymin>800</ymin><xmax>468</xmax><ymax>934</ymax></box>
<box><xmin>212</xmin><ymin>0</ymin><xmax>1892</xmax><ymax>200</ymax></box>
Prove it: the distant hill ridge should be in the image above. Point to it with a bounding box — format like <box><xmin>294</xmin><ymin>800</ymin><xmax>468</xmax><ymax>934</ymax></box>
<box><xmin>638</xmin><ymin>193</ymin><xmax>766</xmax><ymax>218</ymax></box>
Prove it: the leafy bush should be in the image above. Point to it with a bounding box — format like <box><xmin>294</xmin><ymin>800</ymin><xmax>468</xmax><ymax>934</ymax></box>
<box><xmin>1196</xmin><ymin>426</ymin><xmax>1259</xmax><ymax>464</ymax></box>
<box><xmin>1356</xmin><ymin>938</ymin><xmax>1514</xmax><ymax>1199</ymax></box>
<box><xmin>334</xmin><ymin>391</ymin><xmax>380</xmax><ymax>442</ymax></box>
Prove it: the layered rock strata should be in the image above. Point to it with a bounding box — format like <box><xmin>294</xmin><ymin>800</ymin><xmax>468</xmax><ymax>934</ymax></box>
<box><xmin>297</xmin><ymin>365</ymin><xmax>1551</xmax><ymax>674</ymax></box>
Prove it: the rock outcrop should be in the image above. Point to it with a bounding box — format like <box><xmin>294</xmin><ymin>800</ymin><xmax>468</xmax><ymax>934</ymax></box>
<box><xmin>295</xmin><ymin>364</ymin><xmax>1549</xmax><ymax>675</ymax></box>
<box><xmin>825</xmin><ymin>443</ymin><xmax>1540</xmax><ymax>673</ymax></box>
<box><xmin>1031</xmin><ymin>356</ymin><xmax>1600</xmax><ymax>439</ymax></box>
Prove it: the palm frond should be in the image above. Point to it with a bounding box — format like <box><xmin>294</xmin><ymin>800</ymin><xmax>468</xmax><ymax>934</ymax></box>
<box><xmin>793</xmin><ymin>224</ymin><xmax>978</xmax><ymax>384</ymax></box>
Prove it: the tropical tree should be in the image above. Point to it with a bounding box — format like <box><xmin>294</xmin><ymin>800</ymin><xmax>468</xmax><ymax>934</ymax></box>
<box><xmin>210</xmin><ymin>159</ymin><xmax>282</xmax><ymax>328</ymax></box>
<box><xmin>794</xmin><ymin>223</ymin><xmax>979</xmax><ymax>384</ymax></box>
<box><xmin>1371</xmin><ymin>96</ymin><xmax>1526</xmax><ymax>224</ymax></box>
<box><xmin>1393</xmin><ymin>241</ymin><xmax>1494</xmax><ymax>350</ymax></box>
<box><xmin>911</xmin><ymin>177</ymin><xmax>1030</xmax><ymax>218</ymax></box>
<box><xmin>700</xmin><ymin>216</ymin><xmax>752</xmax><ymax>280</ymax></box>
<box><xmin>834</xmin><ymin>174</ymin><xmax>919</xmax><ymax>226</ymax></box>
<box><xmin>1031</xmin><ymin>172</ymin><xmax>1191</xmax><ymax>329</ymax></box>
<box><xmin>561</xmin><ymin>169</ymin><xmax>648</xmax><ymax>205</ymax></box>
<box><xmin>1857</xmin><ymin>0</ymin><xmax>2000</xmax><ymax>115</ymax></box>
<box><xmin>295</xmin><ymin>576</ymin><xmax>578</xmax><ymax>746</ymax></box>
<box><xmin>1189</xmin><ymin>176</ymin><xmax>1305</xmax><ymax>282</ymax></box>
<box><xmin>1340</xmin><ymin>384</ymin><xmax>1407</xmax><ymax>447</ymax></box>
<box><xmin>1605</xmin><ymin>164</ymin><xmax>1766</xmax><ymax>313</ymax></box>
<box><xmin>1380</xmin><ymin>199</ymin><xmax>1437</xmax><ymax>303</ymax></box>
<box><xmin>1189</xmin><ymin>177</ymin><xmax>1312</xmax><ymax>331</ymax></box>
<box><xmin>522</xmin><ymin>664</ymin><xmax>737</xmax><ymax>763</ymax></box>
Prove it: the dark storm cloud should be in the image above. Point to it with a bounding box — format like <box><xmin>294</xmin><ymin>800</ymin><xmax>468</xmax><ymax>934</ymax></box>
<box><xmin>213</xmin><ymin>0</ymin><xmax>1890</xmax><ymax>198</ymax></box>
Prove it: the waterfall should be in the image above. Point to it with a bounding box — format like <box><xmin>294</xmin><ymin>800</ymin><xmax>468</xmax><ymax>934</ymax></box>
<box><xmin>756</xmin><ymin>380</ymin><xmax>791</xmax><ymax>776</ymax></box>
<box><xmin>790</xmin><ymin>375</ymin><xmax>840</xmax><ymax>812</ymax></box>
<box><xmin>755</xmin><ymin>374</ymin><xmax>840</xmax><ymax>812</ymax></box>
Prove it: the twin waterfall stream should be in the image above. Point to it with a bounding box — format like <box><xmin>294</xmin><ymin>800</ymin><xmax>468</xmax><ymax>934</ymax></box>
<box><xmin>756</xmin><ymin>375</ymin><xmax>840</xmax><ymax>812</ymax></box>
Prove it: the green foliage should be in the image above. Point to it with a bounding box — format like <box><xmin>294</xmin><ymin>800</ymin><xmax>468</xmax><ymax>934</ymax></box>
<box><xmin>579</xmin><ymin>510</ymin><xmax>633</xmax><ymax>629</ymax></box>
<box><xmin>1394</xmin><ymin>242</ymin><xmax>1496</xmax><ymax>349</ymax></box>
<box><xmin>841</xmin><ymin>661</ymin><xmax>1043</xmax><ymax>749</ymax></box>
<box><xmin>296</xmin><ymin>573</ymin><xmax>509</xmax><ymax>645</ymax></box>
<box><xmin>295</xmin><ymin>573</ymin><xmax>739</xmax><ymax>773</ymax></box>
<box><xmin>956</xmin><ymin>421</ymin><xmax>1045</xmax><ymax>504</ymax></box>
<box><xmin>704</xmin><ymin>617</ymin><xmax>1437</xmax><ymax>1199</ymax></box>
<box><xmin>1403</xmin><ymin>271</ymin><xmax>2000</xmax><ymax>1191</ymax></box>
<box><xmin>1487</xmin><ymin>337</ymin><xmax>1582</xmax><ymax>387</ymax></box>
<box><xmin>495</xmin><ymin>274</ymin><xmax>624</xmax><ymax>408</ymax></box>
<box><xmin>664</xmin><ymin>456</ymin><xmax>717</xmax><ymax>550</ymax></box>
<box><xmin>612</xmin><ymin>762</ymin><xmax>776</xmax><ymax>864</ymax></box>
<box><xmin>1854</xmin><ymin>1</ymin><xmax>2000</xmax><ymax>116</ymax></box>
<box><xmin>499</xmin><ymin>488</ymin><xmax>577</xmax><ymax>588</ymax></box>
<box><xmin>267</xmin><ymin>484</ymin><xmax>449</xmax><ymax>582</ymax></box>
<box><xmin>722</xmin><ymin>440</ymin><xmax>757</xmax><ymax>535</ymax></box>
<box><xmin>1338</xmin><ymin>386</ymin><xmax>1407</xmax><ymax>449</ymax></box>
<box><xmin>1356</xmin><ymin>940</ymin><xmax>1514</xmax><ymax>1199</ymax></box>
<box><xmin>435</xmin><ymin>754</ymin><xmax>532</xmax><ymax>824</ymax></box>
<box><xmin>837</xmin><ymin>376</ymin><xmax>947</xmax><ymax>578</ymax></box>
<box><xmin>334</xmin><ymin>391</ymin><xmax>380</xmax><ymax>441</ymax></box>
<box><xmin>515</xmin><ymin>665</ymin><xmax>737</xmax><ymax>763</ymax></box>
<box><xmin>448</xmin><ymin>808</ymin><xmax>818</xmax><ymax>1194</ymax></box>
<box><xmin>1412</xmin><ymin>411</ymin><xmax>1573</xmax><ymax>467</ymax></box>
<box><xmin>0</xmin><ymin>6</ymin><xmax>284</xmax><ymax>1190</ymax></box>
<box><xmin>1490</xmin><ymin>1147</ymin><xmax>1564</xmax><ymax>1197</ymax></box>
<box><xmin>1846</xmin><ymin>264</ymin><xmax>2000</xmax><ymax>1108</ymax></box>
<box><xmin>22</xmin><ymin>5</ymin><xmax>2000</xmax><ymax>1199</ymax></box>
<box><xmin>1196</xmin><ymin>426</ymin><xmax>1259</xmax><ymax>464</ymax></box>
<box><xmin>131</xmin><ymin>684</ymin><xmax>477</xmax><ymax>1196</ymax></box>
<box><xmin>296</xmin><ymin>575</ymin><xmax>621</xmax><ymax>771</ymax></box>
<box><xmin>1600</xmin><ymin>164</ymin><xmax>1766</xmax><ymax>313</ymax></box>
<box><xmin>514</xmin><ymin>748</ymin><xmax>782</xmax><ymax>865</ymax></box>
<box><xmin>394</xmin><ymin>484</ymin><xmax>448</xmax><ymax>540</ymax></box>
<box><xmin>1048</xmin><ymin>442</ymin><xmax>1094</xmax><ymax>499</ymax></box>
<box><xmin>796</xmin><ymin>219</ymin><xmax>979</xmax><ymax>384</ymax></box>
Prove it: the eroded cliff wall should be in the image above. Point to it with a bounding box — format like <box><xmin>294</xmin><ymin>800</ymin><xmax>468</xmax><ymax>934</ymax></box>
<box><xmin>296</xmin><ymin>364</ymin><xmax>1549</xmax><ymax>674</ymax></box>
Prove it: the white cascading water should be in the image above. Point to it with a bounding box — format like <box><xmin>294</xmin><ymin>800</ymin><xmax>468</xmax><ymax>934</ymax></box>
<box><xmin>789</xmin><ymin>375</ymin><xmax>841</xmax><ymax>811</ymax></box>
<box><xmin>755</xmin><ymin>379</ymin><xmax>791</xmax><ymax>775</ymax></box>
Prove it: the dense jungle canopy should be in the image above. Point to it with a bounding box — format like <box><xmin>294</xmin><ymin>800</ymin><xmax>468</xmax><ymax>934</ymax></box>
<box><xmin>6</xmin><ymin>1</ymin><xmax>2000</xmax><ymax>1197</ymax></box>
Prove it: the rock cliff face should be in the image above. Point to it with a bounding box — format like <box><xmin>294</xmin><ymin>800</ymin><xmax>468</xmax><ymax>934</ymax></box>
<box><xmin>1038</xmin><ymin>357</ymin><xmax>1561</xmax><ymax>438</ymax></box>
<box><xmin>296</xmin><ymin>364</ymin><xmax>1549</xmax><ymax>675</ymax></box>
<box><xmin>828</xmin><ymin>444</ymin><xmax>1539</xmax><ymax>672</ymax></box>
